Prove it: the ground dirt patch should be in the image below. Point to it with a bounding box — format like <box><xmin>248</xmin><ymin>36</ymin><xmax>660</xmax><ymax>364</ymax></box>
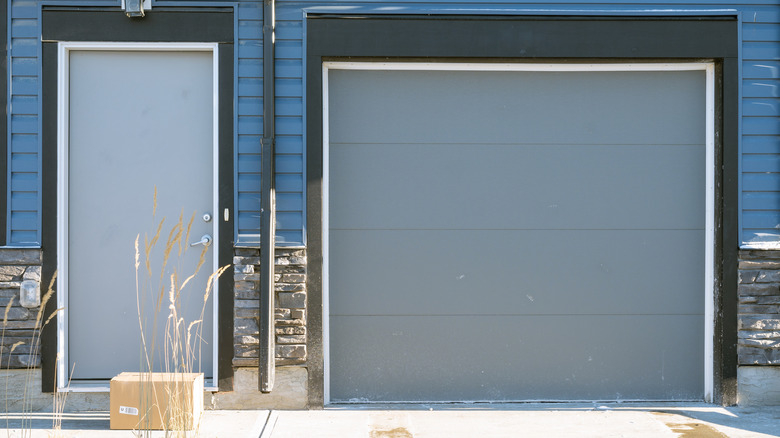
<box><xmin>370</xmin><ymin>427</ymin><xmax>414</xmax><ymax>438</ymax></box>
<box><xmin>653</xmin><ymin>412</ymin><xmax>729</xmax><ymax>438</ymax></box>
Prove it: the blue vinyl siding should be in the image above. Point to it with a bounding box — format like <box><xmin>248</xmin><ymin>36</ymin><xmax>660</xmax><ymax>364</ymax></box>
<box><xmin>4</xmin><ymin>0</ymin><xmax>780</xmax><ymax>247</ymax></box>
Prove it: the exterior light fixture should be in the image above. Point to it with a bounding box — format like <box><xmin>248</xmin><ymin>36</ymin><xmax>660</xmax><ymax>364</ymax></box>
<box><xmin>19</xmin><ymin>279</ymin><xmax>40</xmax><ymax>308</ymax></box>
<box><xmin>122</xmin><ymin>0</ymin><xmax>150</xmax><ymax>18</ymax></box>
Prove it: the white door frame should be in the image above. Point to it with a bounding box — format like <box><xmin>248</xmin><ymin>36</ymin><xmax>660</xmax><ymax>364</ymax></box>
<box><xmin>322</xmin><ymin>61</ymin><xmax>716</xmax><ymax>403</ymax></box>
<box><xmin>56</xmin><ymin>41</ymin><xmax>221</xmax><ymax>391</ymax></box>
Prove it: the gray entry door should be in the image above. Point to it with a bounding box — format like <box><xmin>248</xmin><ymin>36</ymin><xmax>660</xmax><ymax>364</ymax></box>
<box><xmin>66</xmin><ymin>50</ymin><xmax>216</xmax><ymax>380</ymax></box>
<box><xmin>328</xmin><ymin>67</ymin><xmax>706</xmax><ymax>402</ymax></box>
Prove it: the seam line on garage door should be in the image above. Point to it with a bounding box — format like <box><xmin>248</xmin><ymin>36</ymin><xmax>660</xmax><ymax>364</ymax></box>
<box><xmin>322</xmin><ymin>61</ymin><xmax>716</xmax><ymax>403</ymax></box>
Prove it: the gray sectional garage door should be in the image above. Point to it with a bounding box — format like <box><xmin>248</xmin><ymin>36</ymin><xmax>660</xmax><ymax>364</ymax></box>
<box><xmin>327</xmin><ymin>67</ymin><xmax>707</xmax><ymax>402</ymax></box>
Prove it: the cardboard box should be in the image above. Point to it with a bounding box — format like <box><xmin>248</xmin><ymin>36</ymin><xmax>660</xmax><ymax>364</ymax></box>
<box><xmin>110</xmin><ymin>372</ymin><xmax>204</xmax><ymax>430</ymax></box>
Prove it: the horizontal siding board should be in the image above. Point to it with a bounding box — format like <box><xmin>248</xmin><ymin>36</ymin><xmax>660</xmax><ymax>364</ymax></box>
<box><xmin>237</xmin><ymin>3</ymin><xmax>262</xmax><ymax>20</ymax></box>
<box><xmin>743</xmin><ymin>136</ymin><xmax>780</xmax><ymax>154</ymax></box>
<box><xmin>11</xmin><ymin>2</ymin><xmax>37</xmax><ymax>19</ymax></box>
<box><xmin>743</xmin><ymin>117</ymin><xmax>780</xmax><ymax>135</ymax></box>
<box><xmin>10</xmin><ymin>191</ymin><xmax>37</xmax><ymax>210</ymax></box>
<box><xmin>742</xmin><ymin>7</ymin><xmax>780</xmax><ymax>24</ymax></box>
<box><xmin>743</xmin><ymin>192</ymin><xmax>780</xmax><ymax>210</ymax></box>
<box><xmin>743</xmin><ymin>23</ymin><xmax>780</xmax><ymax>42</ymax></box>
<box><xmin>276</xmin><ymin>41</ymin><xmax>302</xmax><ymax>60</ymax></box>
<box><xmin>238</xmin><ymin>77</ymin><xmax>262</xmax><ymax>97</ymax></box>
<box><xmin>276</xmin><ymin>230</ymin><xmax>302</xmax><ymax>245</ymax></box>
<box><xmin>238</xmin><ymin>20</ymin><xmax>263</xmax><ymax>39</ymax></box>
<box><xmin>743</xmin><ymin>211</ymin><xmax>780</xmax><ymax>229</ymax></box>
<box><xmin>238</xmin><ymin>58</ymin><xmax>262</xmax><ymax>78</ymax></box>
<box><xmin>11</xmin><ymin>134</ymin><xmax>36</xmax><ymax>153</ymax></box>
<box><xmin>744</xmin><ymin>173</ymin><xmax>780</xmax><ymax>191</ymax></box>
<box><xmin>276</xmin><ymin>97</ymin><xmax>302</xmax><ymax>116</ymax></box>
<box><xmin>237</xmin><ymin>192</ymin><xmax>261</xmax><ymax>208</ymax></box>
<box><xmin>10</xmin><ymin>19</ymin><xmax>37</xmax><ymax>38</ymax></box>
<box><xmin>743</xmin><ymin>79</ymin><xmax>780</xmax><ymax>98</ymax></box>
<box><xmin>276</xmin><ymin>116</ymin><xmax>302</xmax><ymax>135</ymax></box>
<box><xmin>11</xmin><ymin>95</ymin><xmax>37</xmax><ymax>115</ymax></box>
<box><xmin>743</xmin><ymin>98</ymin><xmax>779</xmax><ymax>116</ymax></box>
<box><xmin>238</xmin><ymin>39</ymin><xmax>263</xmax><ymax>59</ymax></box>
<box><xmin>743</xmin><ymin>42</ymin><xmax>780</xmax><ymax>60</ymax></box>
<box><xmin>276</xmin><ymin>211</ymin><xmax>302</xmax><ymax>230</ymax></box>
<box><xmin>743</xmin><ymin>154</ymin><xmax>780</xmax><ymax>172</ymax></box>
<box><xmin>237</xmin><ymin>211</ymin><xmax>261</xmax><ymax>233</ymax></box>
<box><xmin>277</xmin><ymin>192</ymin><xmax>302</xmax><ymax>211</ymax></box>
<box><xmin>276</xmin><ymin>59</ymin><xmax>302</xmax><ymax>78</ymax></box>
<box><xmin>10</xmin><ymin>172</ymin><xmax>37</xmax><ymax>192</ymax></box>
<box><xmin>275</xmin><ymin>5</ymin><xmax>303</xmax><ymax>22</ymax></box>
<box><xmin>10</xmin><ymin>153</ymin><xmax>37</xmax><ymax>172</ymax></box>
<box><xmin>276</xmin><ymin>173</ymin><xmax>303</xmax><ymax>192</ymax></box>
<box><xmin>10</xmin><ymin>116</ymin><xmax>36</xmax><ymax>134</ymax></box>
<box><xmin>276</xmin><ymin>154</ymin><xmax>302</xmax><ymax>173</ymax></box>
<box><xmin>743</xmin><ymin>61</ymin><xmax>780</xmax><ymax>79</ymax></box>
<box><xmin>10</xmin><ymin>38</ymin><xmax>36</xmax><ymax>57</ymax></box>
<box><xmin>743</xmin><ymin>229</ymin><xmax>780</xmax><ymax>245</ymax></box>
<box><xmin>9</xmin><ymin>231</ymin><xmax>38</xmax><ymax>245</ymax></box>
<box><xmin>238</xmin><ymin>135</ymin><xmax>262</xmax><ymax>154</ymax></box>
<box><xmin>238</xmin><ymin>97</ymin><xmax>262</xmax><ymax>116</ymax></box>
<box><xmin>238</xmin><ymin>173</ymin><xmax>261</xmax><ymax>192</ymax></box>
<box><xmin>237</xmin><ymin>153</ymin><xmax>261</xmax><ymax>172</ymax></box>
<box><xmin>238</xmin><ymin>116</ymin><xmax>263</xmax><ymax>135</ymax></box>
<box><xmin>11</xmin><ymin>76</ymin><xmax>37</xmax><ymax>95</ymax></box>
<box><xmin>275</xmin><ymin>20</ymin><xmax>303</xmax><ymax>40</ymax></box>
<box><xmin>276</xmin><ymin>135</ymin><xmax>303</xmax><ymax>155</ymax></box>
<box><xmin>275</xmin><ymin>78</ymin><xmax>301</xmax><ymax>97</ymax></box>
<box><xmin>10</xmin><ymin>57</ymin><xmax>36</xmax><ymax>77</ymax></box>
<box><xmin>10</xmin><ymin>211</ymin><xmax>37</xmax><ymax>229</ymax></box>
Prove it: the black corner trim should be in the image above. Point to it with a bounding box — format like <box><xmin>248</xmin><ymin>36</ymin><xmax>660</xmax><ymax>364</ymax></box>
<box><xmin>41</xmin><ymin>8</ymin><xmax>235</xmax><ymax>394</ymax></box>
<box><xmin>306</xmin><ymin>15</ymin><xmax>739</xmax><ymax>407</ymax></box>
<box><xmin>41</xmin><ymin>42</ymin><xmax>58</xmax><ymax>393</ymax></box>
<box><xmin>217</xmin><ymin>42</ymin><xmax>235</xmax><ymax>392</ymax></box>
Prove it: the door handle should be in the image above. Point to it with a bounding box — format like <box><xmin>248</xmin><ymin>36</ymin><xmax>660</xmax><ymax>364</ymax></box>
<box><xmin>190</xmin><ymin>234</ymin><xmax>212</xmax><ymax>247</ymax></box>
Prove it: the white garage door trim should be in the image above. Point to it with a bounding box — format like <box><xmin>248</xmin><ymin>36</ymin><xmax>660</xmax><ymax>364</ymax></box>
<box><xmin>56</xmin><ymin>41</ymin><xmax>221</xmax><ymax>392</ymax></box>
<box><xmin>322</xmin><ymin>61</ymin><xmax>716</xmax><ymax>404</ymax></box>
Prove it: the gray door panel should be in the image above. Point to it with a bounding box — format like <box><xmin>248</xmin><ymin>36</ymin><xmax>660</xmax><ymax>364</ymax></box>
<box><xmin>330</xmin><ymin>314</ymin><xmax>704</xmax><ymax>402</ymax></box>
<box><xmin>330</xmin><ymin>229</ymin><xmax>704</xmax><ymax>316</ymax></box>
<box><xmin>329</xmin><ymin>70</ymin><xmax>705</xmax><ymax>146</ymax></box>
<box><xmin>330</xmin><ymin>143</ymin><xmax>705</xmax><ymax>230</ymax></box>
<box><xmin>68</xmin><ymin>51</ymin><xmax>214</xmax><ymax>379</ymax></box>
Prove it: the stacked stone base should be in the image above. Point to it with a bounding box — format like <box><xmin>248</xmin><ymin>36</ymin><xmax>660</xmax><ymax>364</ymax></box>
<box><xmin>233</xmin><ymin>248</ymin><xmax>307</xmax><ymax>367</ymax></box>
<box><xmin>0</xmin><ymin>249</ymin><xmax>43</xmax><ymax>369</ymax></box>
<box><xmin>738</xmin><ymin>250</ymin><xmax>780</xmax><ymax>405</ymax></box>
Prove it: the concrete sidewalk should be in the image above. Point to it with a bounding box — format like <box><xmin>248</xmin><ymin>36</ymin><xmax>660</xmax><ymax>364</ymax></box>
<box><xmin>259</xmin><ymin>404</ymin><xmax>780</xmax><ymax>438</ymax></box>
<box><xmin>1</xmin><ymin>404</ymin><xmax>778</xmax><ymax>437</ymax></box>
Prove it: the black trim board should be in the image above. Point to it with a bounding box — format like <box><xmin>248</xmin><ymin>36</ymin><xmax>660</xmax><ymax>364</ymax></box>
<box><xmin>1</xmin><ymin>0</ymin><xmax>7</xmax><ymax>246</ymax></box>
<box><xmin>41</xmin><ymin>8</ymin><xmax>234</xmax><ymax>393</ymax></box>
<box><xmin>306</xmin><ymin>15</ymin><xmax>739</xmax><ymax>407</ymax></box>
<box><xmin>42</xmin><ymin>9</ymin><xmax>233</xmax><ymax>42</ymax></box>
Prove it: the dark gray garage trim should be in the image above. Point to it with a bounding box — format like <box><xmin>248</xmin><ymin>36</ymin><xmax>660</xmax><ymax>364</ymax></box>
<box><xmin>306</xmin><ymin>15</ymin><xmax>739</xmax><ymax>406</ymax></box>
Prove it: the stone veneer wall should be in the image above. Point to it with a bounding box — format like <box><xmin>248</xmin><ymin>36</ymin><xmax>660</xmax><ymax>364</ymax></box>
<box><xmin>738</xmin><ymin>250</ymin><xmax>780</xmax><ymax>366</ymax></box>
<box><xmin>233</xmin><ymin>248</ymin><xmax>307</xmax><ymax>368</ymax></box>
<box><xmin>0</xmin><ymin>249</ymin><xmax>43</xmax><ymax>369</ymax></box>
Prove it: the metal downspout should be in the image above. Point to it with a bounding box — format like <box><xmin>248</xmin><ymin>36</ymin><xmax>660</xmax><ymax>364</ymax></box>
<box><xmin>259</xmin><ymin>0</ymin><xmax>276</xmax><ymax>393</ymax></box>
